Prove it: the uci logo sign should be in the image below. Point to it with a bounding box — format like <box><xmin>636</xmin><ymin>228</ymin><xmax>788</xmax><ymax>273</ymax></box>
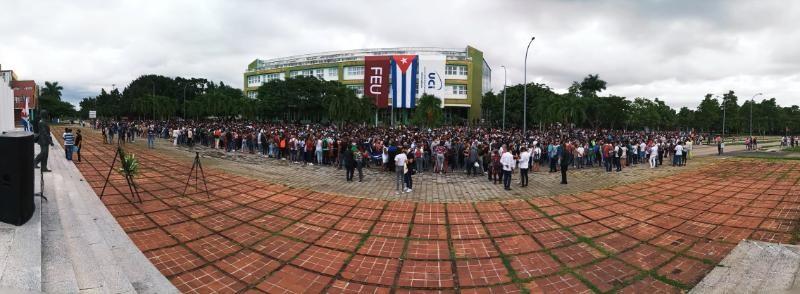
<box><xmin>427</xmin><ymin>72</ymin><xmax>443</xmax><ymax>90</ymax></box>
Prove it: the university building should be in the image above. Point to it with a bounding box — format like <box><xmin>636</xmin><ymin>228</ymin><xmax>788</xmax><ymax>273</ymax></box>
<box><xmin>243</xmin><ymin>46</ymin><xmax>491</xmax><ymax>122</ymax></box>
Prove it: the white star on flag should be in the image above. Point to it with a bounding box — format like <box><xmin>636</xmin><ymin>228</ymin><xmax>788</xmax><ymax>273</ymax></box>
<box><xmin>400</xmin><ymin>58</ymin><xmax>407</xmax><ymax>64</ymax></box>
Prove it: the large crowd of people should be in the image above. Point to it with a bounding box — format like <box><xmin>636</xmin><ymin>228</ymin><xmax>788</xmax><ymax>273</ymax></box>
<box><xmin>85</xmin><ymin>119</ymin><xmax>729</xmax><ymax>193</ymax></box>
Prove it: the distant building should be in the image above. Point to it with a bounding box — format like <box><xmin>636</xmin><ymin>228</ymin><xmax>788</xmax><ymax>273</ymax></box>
<box><xmin>12</xmin><ymin>80</ymin><xmax>38</xmax><ymax>124</ymax></box>
<box><xmin>244</xmin><ymin>46</ymin><xmax>491</xmax><ymax>122</ymax></box>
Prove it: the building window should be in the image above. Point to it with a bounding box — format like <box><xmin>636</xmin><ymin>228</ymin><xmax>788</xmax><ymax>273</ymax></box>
<box><xmin>247</xmin><ymin>75</ymin><xmax>262</xmax><ymax>87</ymax></box>
<box><xmin>326</xmin><ymin>68</ymin><xmax>339</xmax><ymax>80</ymax></box>
<box><xmin>345</xmin><ymin>66</ymin><xmax>364</xmax><ymax>76</ymax></box>
<box><xmin>263</xmin><ymin>73</ymin><xmax>281</xmax><ymax>82</ymax></box>
<box><xmin>314</xmin><ymin>69</ymin><xmax>325</xmax><ymax>79</ymax></box>
<box><xmin>289</xmin><ymin>69</ymin><xmax>313</xmax><ymax>78</ymax></box>
<box><xmin>247</xmin><ymin>91</ymin><xmax>257</xmax><ymax>99</ymax></box>
<box><xmin>346</xmin><ymin>85</ymin><xmax>364</xmax><ymax>97</ymax></box>
<box><xmin>446</xmin><ymin>65</ymin><xmax>467</xmax><ymax>76</ymax></box>
<box><xmin>452</xmin><ymin>85</ymin><xmax>467</xmax><ymax>95</ymax></box>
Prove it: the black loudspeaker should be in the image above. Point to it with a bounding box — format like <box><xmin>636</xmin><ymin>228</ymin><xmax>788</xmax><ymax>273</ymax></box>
<box><xmin>0</xmin><ymin>131</ymin><xmax>35</xmax><ymax>226</ymax></box>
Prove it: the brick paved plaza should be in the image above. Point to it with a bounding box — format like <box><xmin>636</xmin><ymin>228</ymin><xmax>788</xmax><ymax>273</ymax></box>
<box><xmin>55</xmin><ymin>127</ymin><xmax>800</xmax><ymax>293</ymax></box>
<box><xmin>160</xmin><ymin>139</ymin><xmax>714</xmax><ymax>203</ymax></box>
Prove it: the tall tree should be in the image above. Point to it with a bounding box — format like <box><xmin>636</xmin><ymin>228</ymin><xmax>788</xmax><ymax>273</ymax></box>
<box><xmin>578</xmin><ymin>74</ymin><xmax>607</xmax><ymax>98</ymax></box>
<box><xmin>695</xmin><ymin>94</ymin><xmax>721</xmax><ymax>133</ymax></box>
<box><xmin>411</xmin><ymin>94</ymin><xmax>444</xmax><ymax>127</ymax></box>
<box><xmin>41</xmin><ymin>81</ymin><xmax>64</xmax><ymax>100</ymax></box>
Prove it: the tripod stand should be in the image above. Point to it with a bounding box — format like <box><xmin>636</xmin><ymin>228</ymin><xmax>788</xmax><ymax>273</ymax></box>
<box><xmin>182</xmin><ymin>152</ymin><xmax>210</xmax><ymax>199</ymax></box>
<box><xmin>100</xmin><ymin>145</ymin><xmax>142</xmax><ymax>203</ymax></box>
<box><xmin>35</xmin><ymin>160</ymin><xmax>48</xmax><ymax>201</ymax></box>
<box><xmin>34</xmin><ymin>142</ymin><xmax>48</xmax><ymax>202</ymax></box>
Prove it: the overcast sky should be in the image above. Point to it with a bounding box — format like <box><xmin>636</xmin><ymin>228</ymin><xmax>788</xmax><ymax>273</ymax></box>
<box><xmin>1</xmin><ymin>0</ymin><xmax>798</xmax><ymax>109</ymax></box>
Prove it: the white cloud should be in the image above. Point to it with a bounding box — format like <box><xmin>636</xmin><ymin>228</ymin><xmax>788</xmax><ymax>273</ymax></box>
<box><xmin>0</xmin><ymin>0</ymin><xmax>797</xmax><ymax>109</ymax></box>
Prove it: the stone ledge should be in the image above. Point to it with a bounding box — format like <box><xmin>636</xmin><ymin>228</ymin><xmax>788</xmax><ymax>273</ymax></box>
<box><xmin>691</xmin><ymin>240</ymin><xmax>800</xmax><ymax>294</ymax></box>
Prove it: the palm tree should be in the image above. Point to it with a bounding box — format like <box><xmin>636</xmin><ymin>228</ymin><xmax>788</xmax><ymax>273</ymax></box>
<box><xmin>411</xmin><ymin>94</ymin><xmax>443</xmax><ymax>127</ymax></box>
<box><xmin>41</xmin><ymin>81</ymin><xmax>64</xmax><ymax>100</ymax></box>
<box><xmin>328</xmin><ymin>87</ymin><xmax>360</xmax><ymax>125</ymax></box>
<box><xmin>579</xmin><ymin>74</ymin><xmax>607</xmax><ymax>98</ymax></box>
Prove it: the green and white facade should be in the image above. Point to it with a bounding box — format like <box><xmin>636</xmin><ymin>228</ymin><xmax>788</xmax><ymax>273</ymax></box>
<box><xmin>244</xmin><ymin>46</ymin><xmax>491</xmax><ymax>122</ymax></box>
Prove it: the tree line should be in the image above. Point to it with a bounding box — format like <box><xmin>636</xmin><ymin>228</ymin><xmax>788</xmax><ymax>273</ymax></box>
<box><xmin>56</xmin><ymin>73</ymin><xmax>799</xmax><ymax>135</ymax></box>
<box><xmin>481</xmin><ymin>74</ymin><xmax>800</xmax><ymax>135</ymax></box>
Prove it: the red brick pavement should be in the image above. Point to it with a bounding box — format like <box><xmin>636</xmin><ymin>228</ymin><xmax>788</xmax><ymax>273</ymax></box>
<box><xmin>55</xmin><ymin>127</ymin><xmax>800</xmax><ymax>293</ymax></box>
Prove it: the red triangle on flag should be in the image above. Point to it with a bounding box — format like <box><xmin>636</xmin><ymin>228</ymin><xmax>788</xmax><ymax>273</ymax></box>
<box><xmin>392</xmin><ymin>55</ymin><xmax>416</xmax><ymax>73</ymax></box>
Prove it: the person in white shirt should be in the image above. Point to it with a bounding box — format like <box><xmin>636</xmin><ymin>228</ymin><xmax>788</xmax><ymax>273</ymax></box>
<box><xmin>315</xmin><ymin>138</ymin><xmax>323</xmax><ymax>164</ymax></box>
<box><xmin>576</xmin><ymin>145</ymin><xmax>585</xmax><ymax>169</ymax></box>
<box><xmin>639</xmin><ymin>142</ymin><xmax>647</xmax><ymax>164</ymax></box>
<box><xmin>500</xmin><ymin>145</ymin><xmax>515</xmax><ymax>190</ymax></box>
<box><xmin>394</xmin><ymin>148</ymin><xmax>408</xmax><ymax>194</ymax></box>
<box><xmin>685</xmin><ymin>140</ymin><xmax>693</xmax><ymax>162</ymax></box>
<box><xmin>649</xmin><ymin>144</ymin><xmax>659</xmax><ymax>168</ymax></box>
<box><xmin>673</xmin><ymin>142</ymin><xmax>684</xmax><ymax>166</ymax></box>
<box><xmin>532</xmin><ymin>144</ymin><xmax>542</xmax><ymax>172</ymax></box>
<box><xmin>518</xmin><ymin>147</ymin><xmax>530</xmax><ymax>187</ymax></box>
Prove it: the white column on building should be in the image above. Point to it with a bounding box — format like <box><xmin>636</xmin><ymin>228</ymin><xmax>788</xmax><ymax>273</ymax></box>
<box><xmin>0</xmin><ymin>73</ymin><xmax>15</xmax><ymax>132</ymax></box>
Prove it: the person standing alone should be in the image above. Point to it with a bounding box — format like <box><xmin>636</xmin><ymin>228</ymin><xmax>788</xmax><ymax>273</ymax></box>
<box><xmin>518</xmin><ymin>147</ymin><xmax>530</xmax><ymax>187</ymax></box>
<box><xmin>673</xmin><ymin>141</ymin><xmax>684</xmax><ymax>166</ymax></box>
<box><xmin>560</xmin><ymin>141</ymin><xmax>573</xmax><ymax>184</ymax></box>
<box><xmin>74</xmin><ymin>129</ymin><xmax>83</xmax><ymax>162</ymax></box>
<box><xmin>344</xmin><ymin>143</ymin><xmax>355</xmax><ymax>182</ymax></box>
<box><xmin>395</xmin><ymin>147</ymin><xmax>408</xmax><ymax>194</ymax></box>
<box><xmin>500</xmin><ymin>145</ymin><xmax>514</xmax><ymax>191</ymax></box>
<box><xmin>147</xmin><ymin>125</ymin><xmax>155</xmax><ymax>149</ymax></box>
<box><xmin>63</xmin><ymin>128</ymin><xmax>75</xmax><ymax>161</ymax></box>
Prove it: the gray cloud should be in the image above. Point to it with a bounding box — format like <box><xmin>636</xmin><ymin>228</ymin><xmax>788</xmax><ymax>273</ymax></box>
<box><xmin>0</xmin><ymin>0</ymin><xmax>797</xmax><ymax>109</ymax></box>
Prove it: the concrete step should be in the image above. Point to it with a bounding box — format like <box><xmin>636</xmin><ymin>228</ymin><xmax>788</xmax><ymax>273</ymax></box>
<box><xmin>41</xmin><ymin>172</ymin><xmax>79</xmax><ymax>293</ymax></box>
<box><xmin>49</xmin><ymin>144</ymin><xmax>136</xmax><ymax>293</ymax></box>
<box><xmin>45</xmin><ymin>141</ymin><xmax>176</xmax><ymax>293</ymax></box>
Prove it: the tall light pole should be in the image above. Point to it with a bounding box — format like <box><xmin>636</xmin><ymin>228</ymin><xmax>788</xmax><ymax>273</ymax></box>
<box><xmin>148</xmin><ymin>80</ymin><xmax>156</xmax><ymax>120</ymax></box>
<box><xmin>749</xmin><ymin>92</ymin><xmax>762</xmax><ymax>138</ymax></box>
<box><xmin>183</xmin><ymin>81</ymin><xmax>194</xmax><ymax>119</ymax></box>
<box><xmin>719</xmin><ymin>94</ymin><xmax>726</xmax><ymax>140</ymax></box>
<box><xmin>501</xmin><ymin>65</ymin><xmax>507</xmax><ymax>130</ymax></box>
<box><xmin>523</xmin><ymin>36</ymin><xmax>535</xmax><ymax>135</ymax></box>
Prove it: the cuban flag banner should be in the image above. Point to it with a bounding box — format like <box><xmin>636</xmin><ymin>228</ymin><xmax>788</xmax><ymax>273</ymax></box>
<box><xmin>391</xmin><ymin>55</ymin><xmax>418</xmax><ymax>109</ymax></box>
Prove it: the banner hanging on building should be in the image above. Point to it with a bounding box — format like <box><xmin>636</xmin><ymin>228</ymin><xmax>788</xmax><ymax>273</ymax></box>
<box><xmin>391</xmin><ymin>55</ymin><xmax>418</xmax><ymax>109</ymax></box>
<box><xmin>418</xmin><ymin>54</ymin><xmax>447</xmax><ymax>108</ymax></box>
<box><xmin>363</xmin><ymin>56</ymin><xmax>390</xmax><ymax>108</ymax></box>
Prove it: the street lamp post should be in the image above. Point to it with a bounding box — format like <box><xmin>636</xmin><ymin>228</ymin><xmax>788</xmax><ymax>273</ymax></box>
<box><xmin>523</xmin><ymin>36</ymin><xmax>535</xmax><ymax>135</ymax></box>
<box><xmin>183</xmin><ymin>82</ymin><xmax>194</xmax><ymax>119</ymax></box>
<box><xmin>749</xmin><ymin>93</ymin><xmax>762</xmax><ymax>138</ymax></box>
<box><xmin>501</xmin><ymin>65</ymin><xmax>507</xmax><ymax>130</ymax></box>
<box><xmin>719</xmin><ymin>95</ymin><xmax>726</xmax><ymax>140</ymax></box>
<box><xmin>148</xmin><ymin>80</ymin><xmax>156</xmax><ymax>120</ymax></box>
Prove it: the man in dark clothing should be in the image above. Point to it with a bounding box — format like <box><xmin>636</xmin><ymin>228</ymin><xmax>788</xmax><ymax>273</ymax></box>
<box><xmin>355</xmin><ymin>147</ymin><xmax>365</xmax><ymax>182</ymax></box>
<box><xmin>74</xmin><ymin>129</ymin><xmax>83</xmax><ymax>162</ymax></box>
<box><xmin>34</xmin><ymin>110</ymin><xmax>54</xmax><ymax>172</ymax></box>
<box><xmin>343</xmin><ymin>143</ymin><xmax>355</xmax><ymax>182</ymax></box>
<box><xmin>560</xmin><ymin>142</ymin><xmax>573</xmax><ymax>184</ymax></box>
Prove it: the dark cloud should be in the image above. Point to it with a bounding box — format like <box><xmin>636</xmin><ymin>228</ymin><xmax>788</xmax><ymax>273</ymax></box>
<box><xmin>0</xmin><ymin>0</ymin><xmax>797</xmax><ymax>110</ymax></box>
